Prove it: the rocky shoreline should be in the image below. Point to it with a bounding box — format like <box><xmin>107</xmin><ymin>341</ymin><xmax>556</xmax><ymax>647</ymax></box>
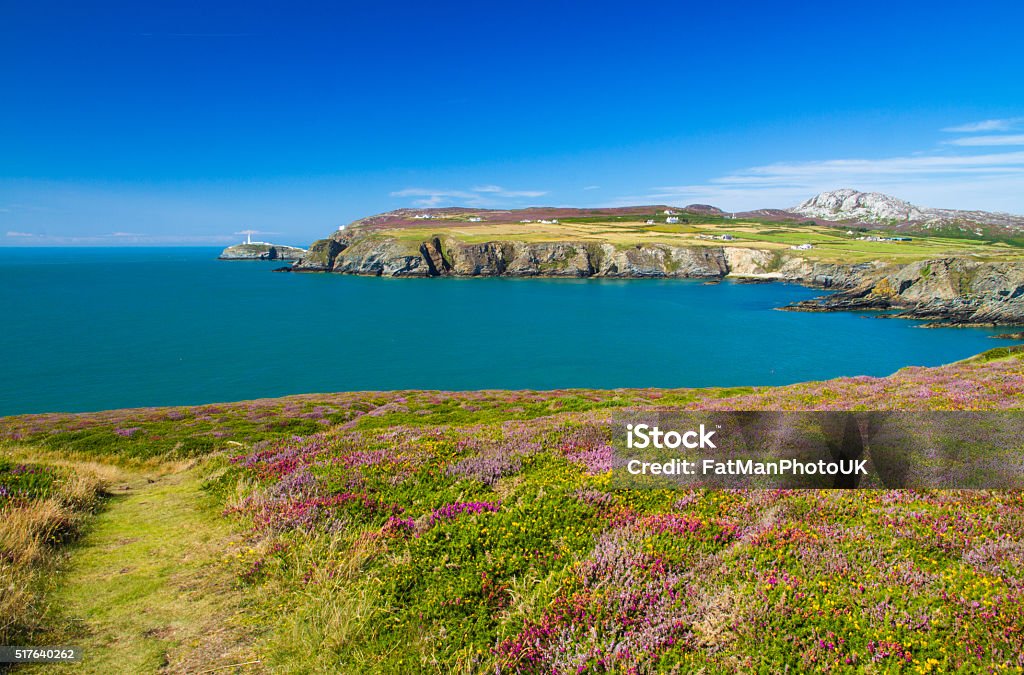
<box><xmin>782</xmin><ymin>258</ymin><xmax>1024</xmax><ymax>326</ymax></box>
<box><xmin>285</xmin><ymin>232</ymin><xmax>1024</xmax><ymax>326</ymax></box>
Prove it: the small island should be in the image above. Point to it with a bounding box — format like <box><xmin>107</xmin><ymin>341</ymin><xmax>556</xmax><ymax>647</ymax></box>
<box><xmin>218</xmin><ymin>232</ymin><xmax>306</xmax><ymax>261</ymax></box>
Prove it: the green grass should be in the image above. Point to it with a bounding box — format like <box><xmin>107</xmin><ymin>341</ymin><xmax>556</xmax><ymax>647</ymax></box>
<box><xmin>35</xmin><ymin>463</ymin><xmax>258</xmax><ymax>674</ymax></box>
<box><xmin>372</xmin><ymin>215</ymin><xmax>1024</xmax><ymax>265</ymax></box>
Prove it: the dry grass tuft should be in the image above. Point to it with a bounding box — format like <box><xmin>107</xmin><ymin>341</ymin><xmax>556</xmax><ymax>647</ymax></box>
<box><xmin>0</xmin><ymin>462</ymin><xmax>106</xmax><ymax>644</ymax></box>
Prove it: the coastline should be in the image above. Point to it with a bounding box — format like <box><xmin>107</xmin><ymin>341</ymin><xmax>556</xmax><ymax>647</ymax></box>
<box><xmin>286</xmin><ymin>233</ymin><xmax>1024</xmax><ymax>326</ymax></box>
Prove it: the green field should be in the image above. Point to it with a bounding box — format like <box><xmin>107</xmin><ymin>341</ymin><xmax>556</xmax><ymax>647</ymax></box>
<box><xmin>373</xmin><ymin>212</ymin><xmax>1024</xmax><ymax>264</ymax></box>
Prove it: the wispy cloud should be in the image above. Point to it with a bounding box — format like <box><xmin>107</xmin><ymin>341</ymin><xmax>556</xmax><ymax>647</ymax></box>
<box><xmin>470</xmin><ymin>185</ymin><xmax>547</xmax><ymax>198</ymax></box>
<box><xmin>943</xmin><ymin>118</ymin><xmax>1024</xmax><ymax>133</ymax></box>
<box><xmin>390</xmin><ymin>188</ymin><xmax>477</xmax><ymax>207</ymax></box>
<box><xmin>617</xmin><ymin>149</ymin><xmax>1024</xmax><ymax>212</ymax></box>
<box><xmin>391</xmin><ymin>185</ymin><xmax>547</xmax><ymax>208</ymax></box>
<box><xmin>1</xmin><ymin>232</ymin><xmax>237</xmax><ymax>246</ymax></box>
<box><xmin>946</xmin><ymin>134</ymin><xmax>1024</xmax><ymax>147</ymax></box>
<box><xmin>233</xmin><ymin>229</ymin><xmax>279</xmax><ymax>236</ymax></box>
<box><xmin>583</xmin><ymin>185</ymin><xmax>600</xmax><ymax>191</ymax></box>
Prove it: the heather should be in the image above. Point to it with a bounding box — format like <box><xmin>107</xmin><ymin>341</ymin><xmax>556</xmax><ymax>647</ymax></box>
<box><xmin>0</xmin><ymin>347</ymin><xmax>1022</xmax><ymax>672</ymax></box>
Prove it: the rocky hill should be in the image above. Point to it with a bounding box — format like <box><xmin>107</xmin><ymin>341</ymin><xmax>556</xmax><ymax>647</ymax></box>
<box><xmin>791</xmin><ymin>189</ymin><xmax>1024</xmax><ymax>237</ymax></box>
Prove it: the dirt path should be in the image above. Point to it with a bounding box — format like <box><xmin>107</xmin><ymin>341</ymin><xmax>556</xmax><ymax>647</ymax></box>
<box><xmin>40</xmin><ymin>467</ymin><xmax>262</xmax><ymax>674</ymax></box>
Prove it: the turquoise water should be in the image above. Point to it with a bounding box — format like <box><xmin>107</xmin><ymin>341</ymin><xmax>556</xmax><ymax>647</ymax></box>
<box><xmin>0</xmin><ymin>247</ymin><xmax>1009</xmax><ymax>415</ymax></box>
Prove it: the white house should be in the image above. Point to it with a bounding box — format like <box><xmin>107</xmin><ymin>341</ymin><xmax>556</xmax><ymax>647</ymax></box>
<box><xmin>413</xmin><ymin>214</ymin><xmax>433</xmax><ymax>219</ymax></box>
<box><xmin>791</xmin><ymin>243</ymin><xmax>813</xmax><ymax>250</ymax></box>
<box><xmin>720</xmin><ymin>234</ymin><xmax>734</xmax><ymax>241</ymax></box>
<box><xmin>468</xmin><ymin>217</ymin><xmax>482</xmax><ymax>222</ymax></box>
<box><xmin>666</xmin><ymin>216</ymin><xmax>680</xmax><ymax>224</ymax></box>
<box><xmin>645</xmin><ymin>219</ymin><xmax>655</xmax><ymax>225</ymax></box>
<box><xmin>664</xmin><ymin>209</ymin><xmax>677</xmax><ymax>215</ymax></box>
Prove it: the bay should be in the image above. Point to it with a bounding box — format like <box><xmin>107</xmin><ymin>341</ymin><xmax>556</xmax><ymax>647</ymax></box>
<box><xmin>0</xmin><ymin>247</ymin><xmax>1006</xmax><ymax>415</ymax></box>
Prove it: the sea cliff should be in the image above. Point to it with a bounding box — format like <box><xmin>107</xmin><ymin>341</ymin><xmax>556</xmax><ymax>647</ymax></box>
<box><xmin>293</xmin><ymin>233</ymin><xmax>877</xmax><ymax>287</ymax></box>
<box><xmin>785</xmin><ymin>258</ymin><xmax>1024</xmax><ymax>326</ymax></box>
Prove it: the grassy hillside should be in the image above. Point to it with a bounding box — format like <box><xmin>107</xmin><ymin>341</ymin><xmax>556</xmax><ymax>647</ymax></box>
<box><xmin>2</xmin><ymin>348</ymin><xmax>1023</xmax><ymax>672</ymax></box>
<box><xmin>355</xmin><ymin>208</ymin><xmax>1024</xmax><ymax>265</ymax></box>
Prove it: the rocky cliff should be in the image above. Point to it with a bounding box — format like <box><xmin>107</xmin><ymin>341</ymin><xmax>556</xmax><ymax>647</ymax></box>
<box><xmin>292</xmin><ymin>236</ymin><xmax>738</xmax><ymax>279</ymax></box>
<box><xmin>785</xmin><ymin>258</ymin><xmax>1024</xmax><ymax>325</ymax></box>
<box><xmin>219</xmin><ymin>243</ymin><xmax>307</xmax><ymax>261</ymax></box>
<box><xmin>292</xmin><ymin>233</ymin><xmax>885</xmax><ymax>288</ymax></box>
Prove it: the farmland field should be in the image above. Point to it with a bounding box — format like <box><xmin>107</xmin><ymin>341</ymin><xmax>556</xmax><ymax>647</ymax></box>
<box><xmin>371</xmin><ymin>211</ymin><xmax>1024</xmax><ymax>265</ymax></box>
<box><xmin>2</xmin><ymin>347</ymin><xmax>1023</xmax><ymax>672</ymax></box>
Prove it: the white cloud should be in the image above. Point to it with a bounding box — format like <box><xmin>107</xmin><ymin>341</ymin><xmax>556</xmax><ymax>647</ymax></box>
<box><xmin>233</xmin><ymin>229</ymin><xmax>279</xmax><ymax>236</ymax></box>
<box><xmin>946</xmin><ymin>134</ymin><xmax>1024</xmax><ymax>147</ymax></box>
<box><xmin>498</xmin><ymin>190</ymin><xmax>547</xmax><ymax>198</ymax></box>
<box><xmin>469</xmin><ymin>185</ymin><xmax>546</xmax><ymax>198</ymax></box>
<box><xmin>618</xmin><ymin>149</ymin><xmax>1024</xmax><ymax>213</ymax></box>
<box><xmin>943</xmin><ymin>118</ymin><xmax>1023</xmax><ymax>133</ymax></box>
<box><xmin>390</xmin><ymin>185</ymin><xmax>547</xmax><ymax>208</ymax></box>
<box><xmin>583</xmin><ymin>185</ymin><xmax>600</xmax><ymax>191</ymax></box>
<box><xmin>390</xmin><ymin>188</ymin><xmax>476</xmax><ymax>207</ymax></box>
<box><xmin>1</xmin><ymin>232</ymin><xmax>237</xmax><ymax>246</ymax></box>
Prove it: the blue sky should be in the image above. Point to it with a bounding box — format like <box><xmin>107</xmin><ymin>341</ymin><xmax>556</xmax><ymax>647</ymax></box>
<box><xmin>2</xmin><ymin>0</ymin><xmax>1024</xmax><ymax>246</ymax></box>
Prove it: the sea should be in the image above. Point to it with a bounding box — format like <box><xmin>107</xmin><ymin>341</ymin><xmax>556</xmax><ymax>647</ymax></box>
<box><xmin>0</xmin><ymin>247</ymin><xmax>1009</xmax><ymax>416</ymax></box>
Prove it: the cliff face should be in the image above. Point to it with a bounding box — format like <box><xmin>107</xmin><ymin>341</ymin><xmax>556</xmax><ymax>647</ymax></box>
<box><xmin>786</xmin><ymin>258</ymin><xmax>1024</xmax><ymax>325</ymax></box>
<box><xmin>290</xmin><ymin>232</ymin><xmax>1024</xmax><ymax>325</ymax></box>
<box><xmin>219</xmin><ymin>243</ymin><xmax>307</xmax><ymax>261</ymax></box>
<box><xmin>291</xmin><ymin>233</ymin><xmax>886</xmax><ymax>289</ymax></box>
<box><xmin>293</xmin><ymin>237</ymin><xmax>734</xmax><ymax>279</ymax></box>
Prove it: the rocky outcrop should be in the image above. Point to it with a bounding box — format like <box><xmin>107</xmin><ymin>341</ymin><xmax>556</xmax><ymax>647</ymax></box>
<box><xmin>785</xmin><ymin>258</ymin><xmax>1024</xmax><ymax>325</ymax></box>
<box><xmin>792</xmin><ymin>189</ymin><xmax>1024</xmax><ymax>234</ymax></box>
<box><xmin>219</xmin><ymin>243</ymin><xmax>307</xmax><ymax>261</ymax></box>
<box><xmin>794</xmin><ymin>189</ymin><xmax>926</xmax><ymax>223</ymax></box>
<box><xmin>330</xmin><ymin>237</ymin><xmax>435</xmax><ymax>276</ymax></box>
<box><xmin>720</xmin><ymin>247</ymin><xmax>883</xmax><ymax>289</ymax></box>
<box><xmin>290</xmin><ymin>239</ymin><xmax>346</xmax><ymax>270</ymax></box>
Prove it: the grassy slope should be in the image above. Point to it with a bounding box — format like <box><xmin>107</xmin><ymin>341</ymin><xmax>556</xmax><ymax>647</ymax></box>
<box><xmin>374</xmin><ymin>214</ymin><xmax>1024</xmax><ymax>265</ymax></box>
<box><xmin>2</xmin><ymin>348</ymin><xmax>1023</xmax><ymax>673</ymax></box>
